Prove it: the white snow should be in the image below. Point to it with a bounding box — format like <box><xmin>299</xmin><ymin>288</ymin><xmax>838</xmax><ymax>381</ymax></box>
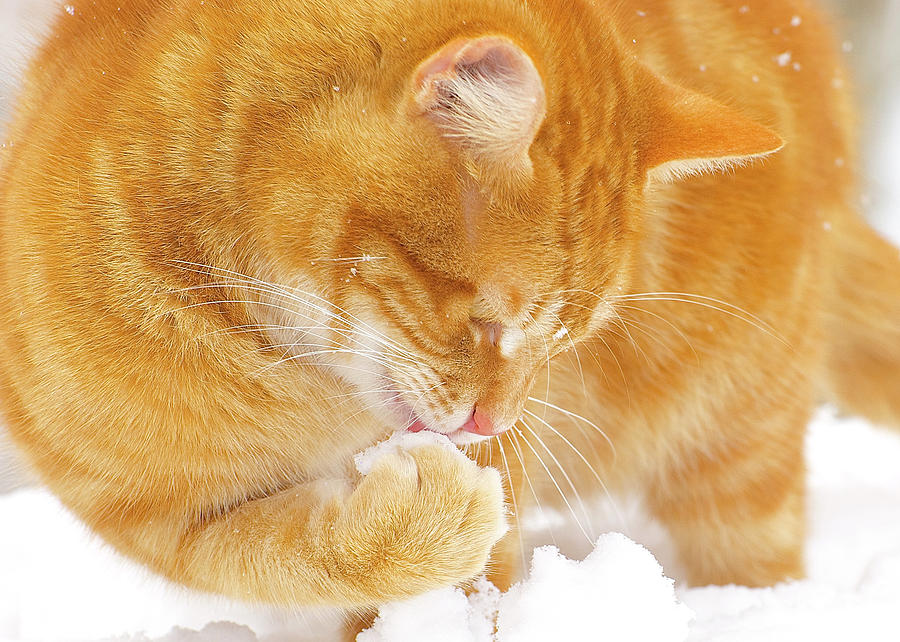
<box><xmin>354</xmin><ymin>430</ymin><xmax>458</xmax><ymax>475</ymax></box>
<box><xmin>358</xmin><ymin>582</ymin><xmax>494</xmax><ymax>642</ymax></box>
<box><xmin>362</xmin><ymin>535</ymin><xmax>691</xmax><ymax>642</ymax></box>
<box><xmin>498</xmin><ymin>535</ymin><xmax>692</xmax><ymax>642</ymax></box>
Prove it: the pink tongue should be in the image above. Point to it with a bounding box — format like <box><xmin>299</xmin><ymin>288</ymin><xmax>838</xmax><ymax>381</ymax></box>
<box><xmin>408</xmin><ymin>419</ymin><xmax>427</xmax><ymax>433</ymax></box>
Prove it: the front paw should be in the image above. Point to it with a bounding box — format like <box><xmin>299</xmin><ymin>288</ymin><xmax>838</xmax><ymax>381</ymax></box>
<box><xmin>335</xmin><ymin>444</ymin><xmax>507</xmax><ymax>602</ymax></box>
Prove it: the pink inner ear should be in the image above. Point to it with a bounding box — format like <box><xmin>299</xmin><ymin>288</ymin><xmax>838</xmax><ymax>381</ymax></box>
<box><xmin>410</xmin><ymin>36</ymin><xmax>546</xmax><ymax>173</ymax></box>
<box><xmin>413</xmin><ymin>37</ymin><xmax>530</xmax><ymax>104</ymax></box>
<box><xmin>412</xmin><ymin>38</ymin><xmax>472</xmax><ymax>101</ymax></box>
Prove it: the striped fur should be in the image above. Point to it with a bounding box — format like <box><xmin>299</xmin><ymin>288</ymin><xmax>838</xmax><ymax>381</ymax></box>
<box><xmin>1</xmin><ymin>1</ymin><xmax>897</xmax><ymax>635</ymax></box>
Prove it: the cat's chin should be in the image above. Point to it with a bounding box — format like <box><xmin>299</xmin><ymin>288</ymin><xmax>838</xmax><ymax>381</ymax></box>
<box><xmin>444</xmin><ymin>429</ymin><xmax>493</xmax><ymax>447</ymax></box>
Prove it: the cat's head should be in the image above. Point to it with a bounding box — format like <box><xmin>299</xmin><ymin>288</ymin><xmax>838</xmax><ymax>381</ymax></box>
<box><xmin>208</xmin><ymin>2</ymin><xmax>782</xmax><ymax>444</ymax></box>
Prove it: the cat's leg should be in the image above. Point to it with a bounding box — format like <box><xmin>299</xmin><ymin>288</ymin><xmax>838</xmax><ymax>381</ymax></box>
<box><xmin>826</xmin><ymin>216</ymin><xmax>900</xmax><ymax>429</ymax></box>
<box><xmin>97</xmin><ymin>445</ymin><xmax>506</xmax><ymax>608</ymax></box>
<box><xmin>340</xmin><ymin>610</ymin><xmax>377</xmax><ymax>642</ymax></box>
<box><xmin>646</xmin><ymin>409</ymin><xmax>807</xmax><ymax>587</ymax></box>
<box><xmin>482</xmin><ymin>525</ymin><xmax>524</xmax><ymax>592</ymax></box>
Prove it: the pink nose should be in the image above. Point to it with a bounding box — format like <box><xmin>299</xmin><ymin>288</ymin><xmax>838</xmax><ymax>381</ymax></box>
<box><xmin>461</xmin><ymin>408</ymin><xmax>498</xmax><ymax>436</ymax></box>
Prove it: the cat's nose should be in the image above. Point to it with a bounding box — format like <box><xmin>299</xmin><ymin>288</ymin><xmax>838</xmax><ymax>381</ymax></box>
<box><xmin>461</xmin><ymin>407</ymin><xmax>500</xmax><ymax>436</ymax></box>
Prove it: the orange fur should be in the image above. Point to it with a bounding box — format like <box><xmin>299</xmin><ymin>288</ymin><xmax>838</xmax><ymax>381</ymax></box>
<box><xmin>1</xmin><ymin>0</ymin><xmax>897</xmax><ymax>630</ymax></box>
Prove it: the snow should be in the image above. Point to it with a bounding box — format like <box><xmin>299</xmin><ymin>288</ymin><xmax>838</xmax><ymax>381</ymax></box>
<box><xmin>354</xmin><ymin>430</ymin><xmax>458</xmax><ymax>475</ymax></box>
<box><xmin>362</xmin><ymin>535</ymin><xmax>691</xmax><ymax>642</ymax></box>
<box><xmin>110</xmin><ymin>623</ymin><xmax>261</xmax><ymax>642</ymax></box>
<box><xmin>358</xmin><ymin>581</ymin><xmax>493</xmax><ymax>642</ymax></box>
<box><xmin>497</xmin><ymin>535</ymin><xmax>691</xmax><ymax>642</ymax></box>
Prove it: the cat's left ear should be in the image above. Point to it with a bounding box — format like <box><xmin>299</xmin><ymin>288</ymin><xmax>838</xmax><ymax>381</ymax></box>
<box><xmin>639</xmin><ymin>70</ymin><xmax>784</xmax><ymax>183</ymax></box>
<box><xmin>411</xmin><ymin>36</ymin><xmax>546</xmax><ymax>175</ymax></box>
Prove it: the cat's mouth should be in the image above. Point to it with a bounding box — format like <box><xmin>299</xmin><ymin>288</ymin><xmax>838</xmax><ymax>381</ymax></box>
<box><xmin>383</xmin><ymin>391</ymin><xmax>493</xmax><ymax>446</ymax></box>
<box><xmin>407</xmin><ymin>413</ymin><xmax>492</xmax><ymax>446</ymax></box>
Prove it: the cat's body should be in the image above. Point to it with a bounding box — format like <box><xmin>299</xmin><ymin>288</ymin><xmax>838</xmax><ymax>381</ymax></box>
<box><xmin>2</xmin><ymin>0</ymin><xmax>899</xmax><ymax>632</ymax></box>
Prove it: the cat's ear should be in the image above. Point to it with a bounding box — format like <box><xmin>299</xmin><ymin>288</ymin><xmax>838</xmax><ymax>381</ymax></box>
<box><xmin>411</xmin><ymin>36</ymin><xmax>546</xmax><ymax>175</ymax></box>
<box><xmin>640</xmin><ymin>73</ymin><xmax>784</xmax><ymax>183</ymax></box>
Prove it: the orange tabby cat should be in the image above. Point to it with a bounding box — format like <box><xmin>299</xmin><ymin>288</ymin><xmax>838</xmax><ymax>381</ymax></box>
<box><xmin>2</xmin><ymin>0</ymin><xmax>899</xmax><ymax>633</ymax></box>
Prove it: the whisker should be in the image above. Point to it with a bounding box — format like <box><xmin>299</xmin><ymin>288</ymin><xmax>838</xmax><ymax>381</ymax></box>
<box><xmin>271</xmin><ymin>320</ymin><xmax>425</xmax><ymax>368</ymax></box>
<box><xmin>507</xmin><ymin>427</ymin><xmax>558</xmax><ymax>548</ymax></box>
<box><xmin>616</xmin><ymin>304</ymin><xmax>700</xmax><ymax>365</ymax></box>
<box><xmin>309</xmin><ymin>255</ymin><xmax>387</xmax><ymax>264</ymax></box>
<box><xmin>522</xmin><ymin>408</ymin><xmax>628</xmax><ymax>531</ymax></box>
<box><xmin>515</xmin><ymin>425</ymin><xmax>592</xmax><ymax>544</ymax></box>
<box><xmin>496</xmin><ymin>435</ymin><xmax>528</xmax><ymax>573</ymax></box>
<box><xmin>608</xmin><ymin>305</ymin><xmax>645</xmax><ymax>360</ymax></box>
<box><xmin>173</xmin><ymin>281</ymin><xmax>421</xmax><ymax>366</ymax></box>
<box><xmin>605</xmin><ymin>313</ymin><xmax>653</xmax><ymax>367</ymax></box>
<box><xmin>168</xmin><ymin>261</ymin><xmax>421</xmax><ymax>361</ymax></box>
<box><xmin>526</xmin><ymin>396</ymin><xmax>616</xmax><ymax>460</ymax></box>
<box><xmin>404</xmin><ymin>381</ymin><xmax>448</xmax><ymax>427</ymax></box>
<box><xmin>532</xmin><ymin>302</ymin><xmax>587</xmax><ymax>398</ymax></box>
<box><xmin>548</xmin><ymin>287</ymin><xmax>789</xmax><ymax>347</ymax></box>
<box><xmin>614</xmin><ymin>292</ymin><xmax>787</xmax><ymax>345</ymax></box>
<box><xmin>590</xmin><ymin>333</ymin><xmax>632</xmax><ymax>406</ymax></box>
<box><xmin>316</xmin><ymin>387</ymin><xmax>422</xmax><ymax>403</ymax></box>
<box><xmin>519</xmin><ymin>419</ymin><xmax>595</xmax><ymax>539</ymax></box>
<box><xmin>260</xmin><ymin>340</ymin><xmax>421</xmax><ymax>377</ymax></box>
<box><xmin>537</xmin><ymin>323</ymin><xmax>553</xmax><ymax>422</ymax></box>
<box><xmin>256</xmin><ymin>348</ymin><xmax>415</xmax><ymax>380</ymax></box>
<box><xmin>619</xmin><ymin>296</ymin><xmax>788</xmax><ymax>345</ymax></box>
<box><xmin>329</xmin><ymin>388</ymin><xmax>413</xmax><ymax>435</ymax></box>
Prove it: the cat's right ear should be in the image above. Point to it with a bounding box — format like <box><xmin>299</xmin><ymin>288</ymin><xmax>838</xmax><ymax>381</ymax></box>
<box><xmin>411</xmin><ymin>36</ymin><xmax>547</xmax><ymax>176</ymax></box>
<box><xmin>638</xmin><ymin>71</ymin><xmax>785</xmax><ymax>183</ymax></box>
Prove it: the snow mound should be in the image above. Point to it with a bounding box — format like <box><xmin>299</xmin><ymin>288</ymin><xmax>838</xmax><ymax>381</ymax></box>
<box><xmin>683</xmin><ymin>566</ymin><xmax>900</xmax><ymax>642</ymax></box>
<box><xmin>498</xmin><ymin>534</ymin><xmax>692</xmax><ymax>641</ymax></box>
<box><xmin>358</xmin><ymin>583</ymin><xmax>491</xmax><ymax>642</ymax></box>
<box><xmin>100</xmin><ymin>622</ymin><xmax>260</xmax><ymax>642</ymax></box>
<box><xmin>361</xmin><ymin>534</ymin><xmax>693</xmax><ymax>642</ymax></box>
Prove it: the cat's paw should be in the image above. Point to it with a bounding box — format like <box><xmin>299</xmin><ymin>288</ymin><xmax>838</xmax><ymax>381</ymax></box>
<box><xmin>335</xmin><ymin>444</ymin><xmax>507</xmax><ymax>602</ymax></box>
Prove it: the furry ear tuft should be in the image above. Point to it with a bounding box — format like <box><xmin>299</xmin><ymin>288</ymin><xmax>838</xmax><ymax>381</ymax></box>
<box><xmin>641</xmin><ymin>74</ymin><xmax>785</xmax><ymax>183</ymax></box>
<box><xmin>412</xmin><ymin>36</ymin><xmax>546</xmax><ymax>174</ymax></box>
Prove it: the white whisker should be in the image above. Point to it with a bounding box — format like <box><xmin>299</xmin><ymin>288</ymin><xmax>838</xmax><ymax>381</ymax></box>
<box><xmin>169</xmin><ymin>261</ymin><xmax>421</xmax><ymax>361</ymax></box>
<box><xmin>515</xmin><ymin>425</ymin><xmax>592</xmax><ymax>544</ymax></box>
<box><xmin>309</xmin><ymin>255</ymin><xmax>387</xmax><ymax>264</ymax></box>
<box><xmin>508</xmin><ymin>427</ymin><xmax>558</xmax><ymax>548</ymax></box>
<box><xmin>616</xmin><ymin>304</ymin><xmax>700</xmax><ymax>365</ymax></box>
<box><xmin>526</xmin><ymin>396</ymin><xmax>616</xmax><ymax>459</ymax></box>
<box><xmin>523</xmin><ymin>408</ymin><xmax>628</xmax><ymax>531</ymax></box>
<box><xmin>532</xmin><ymin>302</ymin><xmax>587</xmax><ymax>398</ymax></box>
<box><xmin>519</xmin><ymin>419</ymin><xmax>595</xmax><ymax>538</ymax></box>
<box><xmin>496</xmin><ymin>435</ymin><xmax>528</xmax><ymax>572</ymax></box>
